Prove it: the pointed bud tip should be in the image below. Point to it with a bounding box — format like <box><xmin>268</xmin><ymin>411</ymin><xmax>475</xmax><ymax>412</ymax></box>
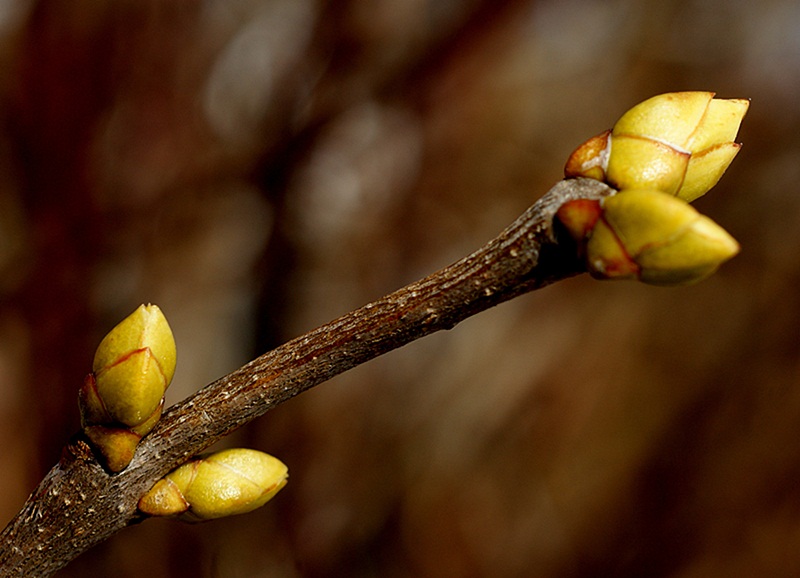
<box><xmin>93</xmin><ymin>304</ymin><xmax>177</xmax><ymax>379</ymax></box>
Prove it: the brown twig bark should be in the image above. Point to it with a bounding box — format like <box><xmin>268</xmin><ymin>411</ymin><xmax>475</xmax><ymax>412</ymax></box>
<box><xmin>0</xmin><ymin>177</ymin><xmax>614</xmax><ymax>576</ymax></box>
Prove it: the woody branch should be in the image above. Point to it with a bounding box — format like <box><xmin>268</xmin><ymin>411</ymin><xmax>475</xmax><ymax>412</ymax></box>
<box><xmin>0</xmin><ymin>177</ymin><xmax>615</xmax><ymax>577</ymax></box>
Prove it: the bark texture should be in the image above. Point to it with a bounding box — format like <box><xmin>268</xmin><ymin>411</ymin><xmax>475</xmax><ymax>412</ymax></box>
<box><xmin>0</xmin><ymin>178</ymin><xmax>613</xmax><ymax>577</ymax></box>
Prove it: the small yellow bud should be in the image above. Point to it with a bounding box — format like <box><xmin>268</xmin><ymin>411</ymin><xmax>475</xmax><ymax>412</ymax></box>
<box><xmin>565</xmin><ymin>92</ymin><xmax>748</xmax><ymax>201</ymax></box>
<box><xmin>557</xmin><ymin>189</ymin><xmax>740</xmax><ymax>286</ymax></box>
<box><xmin>79</xmin><ymin>304</ymin><xmax>176</xmax><ymax>472</ymax></box>
<box><xmin>138</xmin><ymin>449</ymin><xmax>288</xmax><ymax>521</ymax></box>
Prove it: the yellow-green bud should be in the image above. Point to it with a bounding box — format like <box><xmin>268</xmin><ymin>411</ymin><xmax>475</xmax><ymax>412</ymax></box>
<box><xmin>79</xmin><ymin>304</ymin><xmax>176</xmax><ymax>472</ymax></box>
<box><xmin>91</xmin><ymin>304</ymin><xmax>176</xmax><ymax>427</ymax></box>
<box><xmin>557</xmin><ymin>189</ymin><xmax>740</xmax><ymax>286</ymax></box>
<box><xmin>138</xmin><ymin>449</ymin><xmax>288</xmax><ymax>521</ymax></box>
<box><xmin>565</xmin><ymin>92</ymin><xmax>748</xmax><ymax>202</ymax></box>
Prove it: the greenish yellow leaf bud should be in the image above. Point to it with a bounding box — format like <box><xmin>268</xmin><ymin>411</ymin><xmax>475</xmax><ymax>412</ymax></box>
<box><xmin>138</xmin><ymin>449</ymin><xmax>288</xmax><ymax>521</ymax></box>
<box><xmin>92</xmin><ymin>304</ymin><xmax>176</xmax><ymax>427</ymax></box>
<box><xmin>558</xmin><ymin>189</ymin><xmax>739</xmax><ymax>286</ymax></box>
<box><xmin>79</xmin><ymin>304</ymin><xmax>175</xmax><ymax>472</ymax></box>
<box><xmin>565</xmin><ymin>92</ymin><xmax>748</xmax><ymax>201</ymax></box>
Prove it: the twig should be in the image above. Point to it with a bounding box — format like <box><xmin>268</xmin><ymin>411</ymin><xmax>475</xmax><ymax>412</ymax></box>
<box><xmin>0</xmin><ymin>177</ymin><xmax>614</xmax><ymax>576</ymax></box>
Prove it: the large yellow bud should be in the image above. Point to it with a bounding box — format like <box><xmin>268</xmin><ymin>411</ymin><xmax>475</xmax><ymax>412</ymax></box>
<box><xmin>565</xmin><ymin>92</ymin><xmax>749</xmax><ymax>202</ymax></box>
<box><xmin>557</xmin><ymin>189</ymin><xmax>740</xmax><ymax>286</ymax></box>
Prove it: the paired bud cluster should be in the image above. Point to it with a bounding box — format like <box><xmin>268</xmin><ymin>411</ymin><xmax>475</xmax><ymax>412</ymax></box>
<box><xmin>79</xmin><ymin>304</ymin><xmax>177</xmax><ymax>472</ymax></box>
<box><xmin>565</xmin><ymin>91</ymin><xmax>749</xmax><ymax>202</ymax></box>
<box><xmin>559</xmin><ymin>91</ymin><xmax>747</xmax><ymax>285</ymax></box>
<box><xmin>80</xmin><ymin>305</ymin><xmax>289</xmax><ymax>522</ymax></box>
<box><xmin>138</xmin><ymin>448</ymin><xmax>288</xmax><ymax>521</ymax></box>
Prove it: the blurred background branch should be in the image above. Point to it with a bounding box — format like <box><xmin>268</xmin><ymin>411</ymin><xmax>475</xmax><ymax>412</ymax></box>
<box><xmin>0</xmin><ymin>0</ymin><xmax>796</xmax><ymax>576</ymax></box>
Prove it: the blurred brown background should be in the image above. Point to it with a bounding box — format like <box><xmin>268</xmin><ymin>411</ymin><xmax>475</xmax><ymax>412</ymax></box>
<box><xmin>0</xmin><ymin>0</ymin><xmax>797</xmax><ymax>576</ymax></box>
